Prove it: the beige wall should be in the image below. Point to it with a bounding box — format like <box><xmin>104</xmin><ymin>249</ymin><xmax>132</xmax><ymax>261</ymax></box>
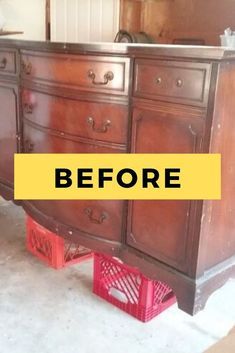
<box><xmin>1</xmin><ymin>0</ymin><xmax>45</xmax><ymax>40</ymax></box>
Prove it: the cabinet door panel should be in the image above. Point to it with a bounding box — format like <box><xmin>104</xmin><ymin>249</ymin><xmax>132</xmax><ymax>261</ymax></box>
<box><xmin>0</xmin><ymin>83</ymin><xmax>18</xmax><ymax>186</ymax></box>
<box><xmin>127</xmin><ymin>107</ymin><xmax>204</xmax><ymax>272</ymax></box>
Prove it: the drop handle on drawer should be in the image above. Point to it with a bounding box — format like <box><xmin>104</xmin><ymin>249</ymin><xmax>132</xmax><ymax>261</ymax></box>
<box><xmin>87</xmin><ymin>116</ymin><xmax>111</xmax><ymax>133</ymax></box>
<box><xmin>87</xmin><ymin>69</ymin><xmax>114</xmax><ymax>85</ymax></box>
<box><xmin>0</xmin><ymin>57</ymin><xmax>7</xmax><ymax>69</ymax></box>
<box><xmin>84</xmin><ymin>208</ymin><xmax>107</xmax><ymax>225</ymax></box>
<box><xmin>23</xmin><ymin>103</ymin><xmax>34</xmax><ymax>114</ymax></box>
<box><xmin>21</xmin><ymin>61</ymin><xmax>32</xmax><ymax>75</ymax></box>
<box><xmin>24</xmin><ymin>139</ymin><xmax>34</xmax><ymax>153</ymax></box>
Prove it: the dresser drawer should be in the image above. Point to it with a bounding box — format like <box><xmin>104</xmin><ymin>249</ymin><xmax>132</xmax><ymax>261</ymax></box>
<box><xmin>21</xmin><ymin>51</ymin><xmax>130</xmax><ymax>95</ymax></box>
<box><xmin>134</xmin><ymin>59</ymin><xmax>211</xmax><ymax>106</ymax></box>
<box><xmin>23</xmin><ymin>121</ymin><xmax>124</xmax><ymax>241</ymax></box>
<box><xmin>0</xmin><ymin>49</ymin><xmax>17</xmax><ymax>75</ymax></box>
<box><xmin>22</xmin><ymin>90</ymin><xmax>128</xmax><ymax>145</ymax></box>
<box><xmin>23</xmin><ymin>122</ymin><xmax>125</xmax><ymax>153</ymax></box>
<box><xmin>32</xmin><ymin>199</ymin><xmax>124</xmax><ymax>242</ymax></box>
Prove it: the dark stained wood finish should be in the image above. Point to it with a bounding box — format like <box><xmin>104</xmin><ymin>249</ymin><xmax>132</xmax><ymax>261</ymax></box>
<box><xmin>127</xmin><ymin>106</ymin><xmax>204</xmax><ymax>273</ymax></box>
<box><xmin>134</xmin><ymin>60</ymin><xmax>211</xmax><ymax>107</ymax></box>
<box><xmin>30</xmin><ymin>200</ymin><xmax>124</xmax><ymax>242</ymax></box>
<box><xmin>0</xmin><ymin>82</ymin><xmax>19</xmax><ymax>186</ymax></box>
<box><xmin>0</xmin><ymin>38</ymin><xmax>235</xmax><ymax>316</ymax></box>
<box><xmin>197</xmin><ymin>61</ymin><xmax>235</xmax><ymax>276</ymax></box>
<box><xmin>21</xmin><ymin>51</ymin><xmax>130</xmax><ymax>96</ymax></box>
<box><xmin>22</xmin><ymin>90</ymin><xmax>128</xmax><ymax>145</ymax></box>
<box><xmin>23</xmin><ymin>122</ymin><xmax>126</xmax><ymax>153</ymax></box>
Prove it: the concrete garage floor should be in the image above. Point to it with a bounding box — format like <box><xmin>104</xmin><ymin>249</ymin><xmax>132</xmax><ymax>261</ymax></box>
<box><xmin>0</xmin><ymin>198</ymin><xmax>234</xmax><ymax>353</ymax></box>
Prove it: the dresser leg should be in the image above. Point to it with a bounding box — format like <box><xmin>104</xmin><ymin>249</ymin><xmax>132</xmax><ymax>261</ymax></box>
<box><xmin>119</xmin><ymin>246</ymin><xmax>235</xmax><ymax>315</ymax></box>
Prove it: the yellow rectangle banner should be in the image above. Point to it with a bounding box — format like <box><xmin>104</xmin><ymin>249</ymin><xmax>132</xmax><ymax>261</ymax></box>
<box><xmin>14</xmin><ymin>153</ymin><xmax>221</xmax><ymax>200</ymax></box>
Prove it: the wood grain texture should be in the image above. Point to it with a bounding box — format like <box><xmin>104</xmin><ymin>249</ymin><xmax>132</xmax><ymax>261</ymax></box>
<box><xmin>21</xmin><ymin>51</ymin><xmax>130</xmax><ymax>96</ymax></box>
<box><xmin>197</xmin><ymin>61</ymin><xmax>235</xmax><ymax>275</ymax></box>
<box><xmin>22</xmin><ymin>89</ymin><xmax>128</xmax><ymax>145</ymax></box>
<box><xmin>0</xmin><ymin>83</ymin><xmax>19</xmax><ymax>186</ymax></box>
<box><xmin>0</xmin><ymin>39</ymin><xmax>234</xmax><ymax>315</ymax></box>
<box><xmin>134</xmin><ymin>59</ymin><xmax>211</xmax><ymax>107</ymax></box>
<box><xmin>120</xmin><ymin>0</ymin><xmax>235</xmax><ymax>46</ymax></box>
<box><xmin>127</xmin><ymin>106</ymin><xmax>204</xmax><ymax>273</ymax></box>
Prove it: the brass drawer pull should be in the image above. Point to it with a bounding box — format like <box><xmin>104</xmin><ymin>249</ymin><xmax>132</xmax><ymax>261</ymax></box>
<box><xmin>88</xmin><ymin>70</ymin><xmax>114</xmax><ymax>85</ymax></box>
<box><xmin>16</xmin><ymin>133</ymin><xmax>21</xmax><ymax>142</ymax></box>
<box><xmin>23</xmin><ymin>103</ymin><xmax>33</xmax><ymax>114</ymax></box>
<box><xmin>84</xmin><ymin>208</ymin><xmax>107</xmax><ymax>225</ymax></box>
<box><xmin>22</xmin><ymin>61</ymin><xmax>32</xmax><ymax>75</ymax></box>
<box><xmin>24</xmin><ymin>139</ymin><xmax>34</xmax><ymax>153</ymax></box>
<box><xmin>176</xmin><ymin>78</ymin><xmax>183</xmax><ymax>87</ymax></box>
<box><xmin>155</xmin><ymin>77</ymin><xmax>162</xmax><ymax>85</ymax></box>
<box><xmin>87</xmin><ymin>116</ymin><xmax>111</xmax><ymax>133</ymax></box>
<box><xmin>0</xmin><ymin>57</ymin><xmax>7</xmax><ymax>69</ymax></box>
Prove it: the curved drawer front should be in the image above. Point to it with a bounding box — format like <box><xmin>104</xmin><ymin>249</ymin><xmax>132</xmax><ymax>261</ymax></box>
<box><xmin>31</xmin><ymin>199</ymin><xmax>123</xmax><ymax>242</ymax></box>
<box><xmin>134</xmin><ymin>59</ymin><xmax>211</xmax><ymax>106</ymax></box>
<box><xmin>23</xmin><ymin>122</ymin><xmax>125</xmax><ymax>153</ymax></box>
<box><xmin>22</xmin><ymin>90</ymin><xmax>128</xmax><ymax>145</ymax></box>
<box><xmin>23</xmin><ymin>122</ymin><xmax>124</xmax><ymax>242</ymax></box>
<box><xmin>21</xmin><ymin>51</ymin><xmax>130</xmax><ymax>95</ymax></box>
<box><xmin>0</xmin><ymin>49</ymin><xmax>17</xmax><ymax>75</ymax></box>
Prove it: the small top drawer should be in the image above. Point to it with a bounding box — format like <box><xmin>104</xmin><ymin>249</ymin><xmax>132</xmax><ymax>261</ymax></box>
<box><xmin>0</xmin><ymin>49</ymin><xmax>17</xmax><ymax>75</ymax></box>
<box><xmin>134</xmin><ymin>59</ymin><xmax>211</xmax><ymax>106</ymax></box>
<box><xmin>21</xmin><ymin>51</ymin><xmax>130</xmax><ymax>96</ymax></box>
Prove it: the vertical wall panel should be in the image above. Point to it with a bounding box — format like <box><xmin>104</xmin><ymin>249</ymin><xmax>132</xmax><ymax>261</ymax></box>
<box><xmin>90</xmin><ymin>0</ymin><xmax>102</xmax><ymax>42</ymax></box>
<box><xmin>101</xmin><ymin>0</ymin><xmax>119</xmax><ymax>42</ymax></box>
<box><xmin>77</xmin><ymin>0</ymin><xmax>91</xmax><ymax>42</ymax></box>
<box><xmin>51</xmin><ymin>0</ymin><xmax>120</xmax><ymax>43</ymax></box>
<box><xmin>67</xmin><ymin>0</ymin><xmax>78</xmax><ymax>42</ymax></box>
<box><xmin>51</xmin><ymin>0</ymin><xmax>67</xmax><ymax>42</ymax></box>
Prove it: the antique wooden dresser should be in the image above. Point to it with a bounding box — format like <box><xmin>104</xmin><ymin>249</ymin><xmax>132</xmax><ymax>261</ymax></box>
<box><xmin>0</xmin><ymin>39</ymin><xmax>234</xmax><ymax>315</ymax></box>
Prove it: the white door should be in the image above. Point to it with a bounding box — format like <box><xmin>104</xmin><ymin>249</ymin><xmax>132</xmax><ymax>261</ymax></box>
<box><xmin>51</xmin><ymin>0</ymin><xmax>120</xmax><ymax>43</ymax></box>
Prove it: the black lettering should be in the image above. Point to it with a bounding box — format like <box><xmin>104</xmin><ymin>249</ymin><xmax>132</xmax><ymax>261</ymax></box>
<box><xmin>99</xmin><ymin>168</ymin><xmax>113</xmax><ymax>188</ymax></box>
<box><xmin>142</xmin><ymin>169</ymin><xmax>160</xmax><ymax>188</ymax></box>
<box><xmin>55</xmin><ymin>168</ymin><xmax>72</xmax><ymax>188</ymax></box>
<box><xmin>77</xmin><ymin>168</ymin><xmax>93</xmax><ymax>188</ymax></box>
<box><xmin>165</xmin><ymin>168</ymin><xmax>181</xmax><ymax>188</ymax></box>
<box><xmin>117</xmin><ymin>168</ymin><xmax>137</xmax><ymax>188</ymax></box>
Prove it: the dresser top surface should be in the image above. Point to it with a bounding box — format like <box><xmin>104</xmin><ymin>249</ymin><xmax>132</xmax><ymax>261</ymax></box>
<box><xmin>0</xmin><ymin>39</ymin><xmax>235</xmax><ymax>61</ymax></box>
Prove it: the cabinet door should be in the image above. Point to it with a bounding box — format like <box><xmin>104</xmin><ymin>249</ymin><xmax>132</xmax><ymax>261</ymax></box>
<box><xmin>127</xmin><ymin>107</ymin><xmax>204</xmax><ymax>273</ymax></box>
<box><xmin>0</xmin><ymin>82</ymin><xmax>19</xmax><ymax>186</ymax></box>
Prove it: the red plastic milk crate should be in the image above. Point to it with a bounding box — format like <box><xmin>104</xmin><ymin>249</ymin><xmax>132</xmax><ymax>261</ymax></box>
<box><xmin>93</xmin><ymin>253</ymin><xmax>176</xmax><ymax>322</ymax></box>
<box><xmin>26</xmin><ymin>216</ymin><xmax>93</xmax><ymax>269</ymax></box>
